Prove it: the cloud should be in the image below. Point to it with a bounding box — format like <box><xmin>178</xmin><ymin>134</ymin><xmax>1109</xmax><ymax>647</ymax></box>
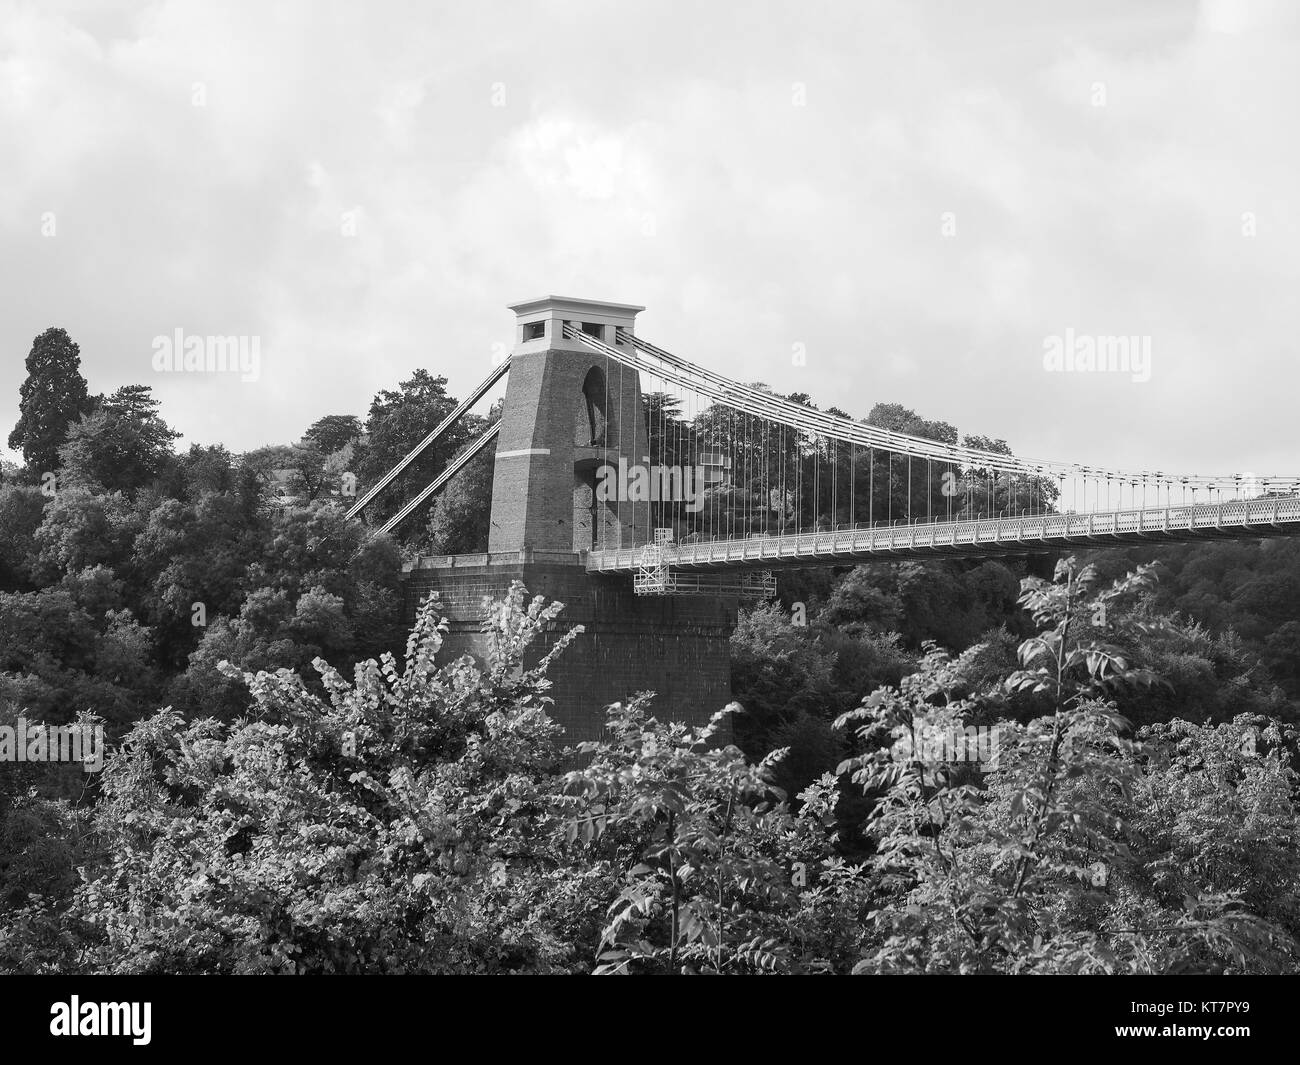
<box><xmin>1</xmin><ymin>0</ymin><xmax>1297</xmax><ymax>483</ymax></box>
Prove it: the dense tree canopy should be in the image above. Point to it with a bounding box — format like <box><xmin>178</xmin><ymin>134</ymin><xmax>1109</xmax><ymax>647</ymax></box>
<box><xmin>3</xmin><ymin>570</ymin><xmax>1296</xmax><ymax>974</ymax></box>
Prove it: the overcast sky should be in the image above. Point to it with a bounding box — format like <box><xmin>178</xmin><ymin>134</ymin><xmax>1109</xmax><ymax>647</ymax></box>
<box><xmin>2</xmin><ymin>0</ymin><xmax>1297</xmax><ymax>481</ymax></box>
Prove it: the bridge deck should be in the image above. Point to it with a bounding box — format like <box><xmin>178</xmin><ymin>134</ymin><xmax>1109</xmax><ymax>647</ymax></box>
<box><xmin>585</xmin><ymin>496</ymin><xmax>1300</xmax><ymax>573</ymax></box>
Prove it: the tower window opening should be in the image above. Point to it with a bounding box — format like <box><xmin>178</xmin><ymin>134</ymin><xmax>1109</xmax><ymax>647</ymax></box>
<box><xmin>580</xmin><ymin>366</ymin><xmax>608</xmax><ymax>447</ymax></box>
<box><xmin>580</xmin><ymin>322</ymin><xmax>604</xmax><ymax>340</ymax></box>
<box><xmin>524</xmin><ymin>321</ymin><xmax>546</xmax><ymax>341</ymax></box>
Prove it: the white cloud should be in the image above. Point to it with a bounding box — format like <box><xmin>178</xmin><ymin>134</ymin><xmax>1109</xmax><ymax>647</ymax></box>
<box><xmin>0</xmin><ymin>0</ymin><xmax>1297</xmax><ymax>485</ymax></box>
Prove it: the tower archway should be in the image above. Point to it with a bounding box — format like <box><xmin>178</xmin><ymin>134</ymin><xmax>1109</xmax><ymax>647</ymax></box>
<box><xmin>576</xmin><ymin>365</ymin><xmax>607</xmax><ymax>447</ymax></box>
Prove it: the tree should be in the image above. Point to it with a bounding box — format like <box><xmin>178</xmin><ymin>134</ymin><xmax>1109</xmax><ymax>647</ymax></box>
<box><xmin>58</xmin><ymin>386</ymin><xmax>181</xmax><ymax>496</ymax></box>
<box><xmin>32</xmin><ymin>488</ymin><xmax>140</xmax><ymax>582</ymax></box>
<box><xmin>5</xmin><ymin>582</ymin><xmax>595</xmax><ymax>974</ymax></box>
<box><xmin>8</xmin><ymin>328</ymin><xmax>95</xmax><ymax>476</ymax></box>
<box><xmin>0</xmin><ymin>486</ymin><xmax>46</xmax><ymax>592</ymax></box>
<box><xmin>423</xmin><ymin>448</ymin><xmax>494</xmax><ymax>555</ymax></box>
<box><xmin>103</xmin><ymin>385</ymin><xmax>181</xmax><ymax>455</ymax></box>
<box><xmin>821</xmin><ymin>566</ymin><xmax>904</xmax><ymax>634</ymax></box>
<box><xmin>559</xmin><ymin>698</ymin><xmax>798</xmax><ymax>974</ymax></box>
<box><xmin>130</xmin><ymin>492</ymin><xmax>264</xmax><ymax>669</ymax></box>
<box><xmin>166</xmin><ymin>444</ymin><xmax>240</xmax><ymax>501</ymax></box>
<box><xmin>239</xmin><ymin>444</ymin><xmax>313</xmax><ymax>505</ymax></box>
<box><xmin>835</xmin><ymin>559</ymin><xmax>1297</xmax><ymax>973</ymax></box>
<box><xmin>357</xmin><ymin>370</ymin><xmax>469</xmax><ymax>534</ymax></box>
<box><xmin>304</xmin><ymin>415</ymin><xmax>362</xmax><ymax>456</ymax></box>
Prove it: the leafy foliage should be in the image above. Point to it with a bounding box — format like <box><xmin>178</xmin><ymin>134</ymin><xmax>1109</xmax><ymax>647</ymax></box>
<box><xmin>834</xmin><ymin>559</ymin><xmax>1298</xmax><ymax>973</ymax></box>
<box><xmin>2</xmin><ymin>564</ymin><xmax>1298</xmax><ymax>975</ymax></box>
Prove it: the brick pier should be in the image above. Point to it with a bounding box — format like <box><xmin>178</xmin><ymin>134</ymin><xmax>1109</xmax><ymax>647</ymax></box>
<box><xmin>402</xmin><ymin>550</ymin><xmax>738</xmax><ymax>741</ymax></box>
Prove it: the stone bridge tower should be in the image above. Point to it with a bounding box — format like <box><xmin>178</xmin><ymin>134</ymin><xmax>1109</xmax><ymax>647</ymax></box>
<box><xmin>402</xmin><ymin>296</ymin><xmax>738</xmax><ymax>742</ymax></box>
<box><xmin>488</xmin><ymin>296</ymin><xmax>649</xmax><ymax>554</ymax></box>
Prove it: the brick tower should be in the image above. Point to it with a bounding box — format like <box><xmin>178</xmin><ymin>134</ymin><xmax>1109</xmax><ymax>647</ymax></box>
<box><xmin>487</xmin><ymin>296</ymin><xmax>649</xmax><ymax>554</ymax></box>
<box><xmin>402</xmin><ymin>297</ymin><xmax>738</xmax><ymax>741</ymax></box>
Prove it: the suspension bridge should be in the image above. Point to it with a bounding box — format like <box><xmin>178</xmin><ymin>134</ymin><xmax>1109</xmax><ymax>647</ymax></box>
<box><xmin>349</xmin><ymin>296</ymin><xmax>1299</xmax><ymax>736</ymax></box>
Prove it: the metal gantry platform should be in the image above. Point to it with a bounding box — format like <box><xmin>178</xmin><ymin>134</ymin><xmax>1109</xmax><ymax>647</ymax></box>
<box><xmin>632</xmin><ymin>529</ymin><xmax>776</xmax><ymax>597</ymax></box>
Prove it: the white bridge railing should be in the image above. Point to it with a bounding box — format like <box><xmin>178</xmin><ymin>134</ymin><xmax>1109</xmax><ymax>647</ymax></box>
<box><xmin>588</xmin><ymin>496</ymin><xmax>1300</xmax><ymax>574</ymax></box>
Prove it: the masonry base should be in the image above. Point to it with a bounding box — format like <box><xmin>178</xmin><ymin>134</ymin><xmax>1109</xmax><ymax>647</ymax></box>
<box><xmin>401</xmin><ymin>551</ymin><xmax>739</xmax><ymax>742</ymax></box>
